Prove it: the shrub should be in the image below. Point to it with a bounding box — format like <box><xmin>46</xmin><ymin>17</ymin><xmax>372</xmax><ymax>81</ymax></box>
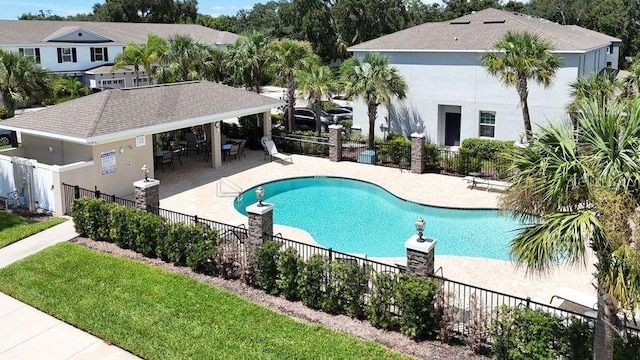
<box><xmin>339</xmin><ymin>119</ymin><xmax>352</xmax><ymax>129</ymax></box>
<box><xmin>277</xmin><ymin>247</ymin><xmax>302</xmax><ymax>301</ymax></box>
<box><xmin>300</xmin><ymin>254</ymin><xmax>326</xmax><ymax>309</ymax></box>
<box><xmin>71</xmin><ymin>198</ymin><xmax>110</xmax><ymax>240</ymax></box>
<box><xmin>563</xmin><ymin>319</ymin><xmax>593</xmax><ymax>360</ymax></box>
<box><xmin>186</xmin><ymin>227</ymin><xmax>219</xmax><ymax>275</ymax></box>
<box><xmin>108</xmin><ymin>205</ymin><xmax>140</xmax><ymax>248</ymax></box>
<box><xmin>614</xmin><ymin>333</ymin><xmax>640</xmax><ymax>360</ymax></box>
<box><xmin>131</xmin><ymin>211</ymin><xmax>166</xmax><ymax>258</ymax></box>
<box><xmin>255</xmin><ymin>241</ymin><xmax>281</xmax><ymax>295</ymax></box>
<box><xmin>367</xmin><ymin>272</ymin><xmax>399</xmax><ymax>330</ymax></box>
<box><xmin>323</xmin><ymin>260</ymin><xmax>369</xmax><ymax>318</ymax></box>
<box><xmin>396</xmin><ymin>274</ymin><xmax>440</xmax><ymax>340</ymax></box>
<box><xmin>461</xmin><ymin>138</ymin><xmax>514</xmax><ymax>161</ymax></box>
<box><xmin>379</xmin><ymin>136</ymin><xmax>410</xmax><ymax>164</ymax></box>
<box><xmin>424</xmin><ymin>144</ymin><xmax>441</xmax><ymax>168</ymax></box>
<box><xmin>490</xmin><ymin>306</ymin><xmax>565</xmax><ymax>360</ymax></box>
<box><xmin>162</xmin><ymin>222</ymin><xmax>192</xmax><ymax>266</ymax></box>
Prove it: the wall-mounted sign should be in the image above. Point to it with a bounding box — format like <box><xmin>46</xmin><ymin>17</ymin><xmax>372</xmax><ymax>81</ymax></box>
<box><xmin>136</xmin><ymin>135</ymin><xmax>146</xmax><ymax>147</ymax></box>
<box><xmin>101</xmin><ymin>150</ymin><xmax>117</xmax><ymax>175</ymax></box>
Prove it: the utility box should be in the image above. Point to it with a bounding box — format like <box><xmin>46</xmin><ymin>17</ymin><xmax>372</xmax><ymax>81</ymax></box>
<box><xmin>358</xmin><ymin>150</ymin><xmax>377</xmax><ymax>164</ymax></box>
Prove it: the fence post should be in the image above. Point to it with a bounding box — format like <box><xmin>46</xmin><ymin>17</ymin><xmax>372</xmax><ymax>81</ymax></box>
<box><xmin>328</xmin><ymin>125</ymin><xmax>343</xmax><ymax>162</ymax></box>
<box><xmin>410</xmin><ymin>133</ymin><xmax>426</xmax><ymax>174</ymax></box>
<box><xmin>133</xmin><ymin>178</ymin><xmax>160</xmax><ymax>212</ymax></box>
<box><xmin>194</xmin><ymin>215</ymin><xmax>199</xmax><ymax>225</ymax></box>
<box><xmin>94</xmin><ymin>185</ymin><xmax>101</xmax><ymax>199</ymax></box>
<box><xmin>328</xmin><ymin>248</ymin><xmax>333</xmax><ymax>262</ymax></box>
<box><xmin>246</xmin><ymin>200</ymin><xmax>274</xmax><ymax>279</ymax></box>
<box><xmin>74</xmin><ymin>185</ymin><xmax>80</xmax><ymax>200</ymax></box>
<box><xmin>405</xmin><ymin>233</ymin><xmax>437</xmax><ymax>277</ymax></box>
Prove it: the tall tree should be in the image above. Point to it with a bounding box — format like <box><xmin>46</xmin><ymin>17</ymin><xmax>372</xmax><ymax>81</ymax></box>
<box><xmin>502</xmin><ymin>98</ymin><xmax>640</xmax><ymax>360</ymax></box>
<box><xmin>621</xmin><ymin>56</ymin><xmax>640</xmax><ymax>103</ymax></box>
<box><xmin>160</xmin><ymin>34</ymin><xmax>206</xmax><ymax>82</ymax></box>
<box><xmin>93</xmin><ymin>0</ymin><xmax>198</xmax><ymax>23</ymax></box>
<box><xmin>269</xmin><ymin>39</ymin><xmax>315</xmax><ymax>130</ymax></box>
<box><xmin>278</xmin><ymin>0</ymin><xmax>337</xmax><ymax>62</ymax></box>
<box><xmin>113</xmin><ymin>34</ymin><xmax>167</xmax><ymax>86</ymax></box>
<box><xmin>567</xmin><ymin>70</ymin><xmax>619</xmax><ymax>115</ymax></box>
<box><xmin>481</xmin><ymin>31</ymin><xmax>561</xmax><ymax>142</ymax></box>
<box><xmin>0</xmin><ymin>49</ymin><xmax>48</xmax><ymax>118</ymax></box>
<box><xmin>47</xmin><ymin>76</ymin><xmax>89</xmax><ymax>104</ymax></box>
<box><xmin>225</xmin><ymin>32</ymin><xmax>271</xmax><ymax>93</ymax></box>
<box><xmin>340</xmin><ymin>53</ymin><xmax>407</xmax><ymax>149</ymax></box>
<box><xmin>297</xmin><ymin>64</ymin><xmax>336</xmax><ymax>135</ymax></box>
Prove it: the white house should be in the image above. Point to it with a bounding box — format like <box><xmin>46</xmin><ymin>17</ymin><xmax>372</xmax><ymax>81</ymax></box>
<box><xmin>348</xmin><ymin>8</ymin><xmax>621</xmax><ymax>145</ymax></box>
<box><xmin>0</xmin><ymin>20</ymin><xmax>238</xmax><ymax>90</ymax></box>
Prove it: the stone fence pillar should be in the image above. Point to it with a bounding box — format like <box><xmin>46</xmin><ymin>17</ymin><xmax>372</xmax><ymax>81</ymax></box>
<box><xmin>133</xmin><ymin>179</ymin><xmax>160</xmax><ymax>211</ymax></box>
<box><xmin>405</xmin><ymin>234</ymin><xmax>437</xmax><ymax>277</ymax></box>
<box><xmin>328</xmin><ymin>124</ymin><xmax>343</xmax><ymax>162</ymax></box>
<box><xmin>410</xmin><ymin>133</ymin><xmax>425</xmax><ymax>174</ymax></box>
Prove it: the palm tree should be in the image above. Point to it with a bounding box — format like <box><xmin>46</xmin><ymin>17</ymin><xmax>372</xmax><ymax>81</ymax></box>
<box><xmin>0</xmin><ymin>49</ymin><xmax>48</xmax><ymax>118</ymax></box>
<box><xmin>201</xmin><ymin>45</ymin><xmax>227</xmax><ymax>83</ymax></box>
<box><xmin>481</xmin><ymin>31</ymin><xmax>561</xmax><ymax>142</ymax></box>
<box><xmin>297</xmin><ymin>64</ymin><xmax>336</xmax><ymax>135</ymax></box>
<box><xmin>48</xmin><ymin>76</ymin><xmax>89</xmax><ymax>103</ymax></box>
<box><xmin>621</xmin><ymin>57</ymin><xmax>640</xmax><ymax>103</ymax></box>
<box><xmin>502</xmin><ymin>98</ymin><xmax>640</xmax><ymax>359</ymax></box>
<box><xmin>340</xmin><ymin>53</ymin><xmax>407</xmax><ymax>149</ymax></box>
<box><xmin>567</xmin><ymin>71</ymin><xmax>619</xmax><ymax>127</ymax></box>
<box><xmin>113</xmin><ymin>34</ymin><xmax>167</xmax><ymax>86</ymax></box>
<box><xmin>225</xmin><ymin>32</ymin><xmax>271</xmax><ymax>94</ymax></box>
<box><xmin>161</xmin><ymin>34</ymin><xmax>206</xmax><ymax>82</ymax></box>
<box><xmin>269</xmin><ymin>39</ymin><xmax>316</xmax><ymax>130</ymax></box>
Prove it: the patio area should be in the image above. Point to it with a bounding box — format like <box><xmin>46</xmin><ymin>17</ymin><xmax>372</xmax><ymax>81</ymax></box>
<box><xmin>153</xmin><ymin>148</ymin><xmax>596</xmax><ymax>305</ymax></box>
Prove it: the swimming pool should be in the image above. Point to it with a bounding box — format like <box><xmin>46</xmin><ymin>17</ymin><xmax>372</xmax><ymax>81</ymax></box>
<box><xmin>234</xmin><ymin>177</ymin><xmax>524</xmax><ymax>260</ymax></box>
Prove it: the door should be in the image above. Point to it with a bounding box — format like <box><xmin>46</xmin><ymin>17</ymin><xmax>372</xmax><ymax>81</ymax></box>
<box><xmin>444</xmin><ymin>113</ymin><xmax>461</xmax><ymax>146</ymax></box>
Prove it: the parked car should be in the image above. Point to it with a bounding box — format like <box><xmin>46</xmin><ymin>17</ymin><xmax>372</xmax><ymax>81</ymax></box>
<box><xmin>0</xmin><ymin>130</ymin><xmax>11</xmax><ymax>146</ymax></box>
<box><xmin>331</xmin><ymin>95</ymin><xmax>353</xmax><ymax>108</ymax></box>
<box><xmin>326</xmin><ymin>107</ymin><xmax>352</xmax><ymax>122</ymax></box>
<box><xmin>294</xmin><ymin>107</ymin><xmax>334</xmax><ymax>132</ymax></box>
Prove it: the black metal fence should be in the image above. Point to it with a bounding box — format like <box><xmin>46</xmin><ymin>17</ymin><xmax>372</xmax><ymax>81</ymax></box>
<box><xmin>62</xmin><ymin>183</ymin><xmax>639</xmax><ymax>341</ymax></box>
<box><xmin>340</xmin><ymin>139</ymin><xmax>411</xmax><ymax>170</ymax></box>
<box><xmin>272</xmin><ymin>134</ymin><xmax>329</xmax><ymax>158</ymax></box>
<box><xmin>426</xmin><ymin>149</ymin><xmax>511</xmax><ymax>180</ymax></box>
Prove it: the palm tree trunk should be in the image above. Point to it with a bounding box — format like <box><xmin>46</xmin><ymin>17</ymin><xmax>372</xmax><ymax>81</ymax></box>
<box><xmin>593</xmin><ymin>285</ymin><xmax>619</xmax><ymax>359</ymax></box>
<box><xmin>367</xmin><ymin>102</ymin><xmax>377</xmax><ymax>150</ymax></box>
<box><xmin>287</xmin><ymin>74</ymin><xmax>296</xmax><ymax>131</ymax></box>
<box><xmin>134</xmin><ymin>64</ymin><xmax>141</xmax><ymax>87</ymax></box>
<box><xmin>315</xmin><ymin>98</ymin><xmax>322</xmax><ymax>136</ymax></box>
<box><xmin>517</xmin><ymin>78</ymin><xmax>532</xmax><ymax>142</ymax></box>
<box><xmin>1</xmin><ymin>91</ymin><xmax>15</xmax><ymax>118</ymax></box>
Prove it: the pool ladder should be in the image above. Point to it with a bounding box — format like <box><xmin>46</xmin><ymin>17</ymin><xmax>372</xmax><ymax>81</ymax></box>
<box><xmin>217</xmin><ymin>177</ymin><xmax>243</xmax><ymax>202</ymax></box>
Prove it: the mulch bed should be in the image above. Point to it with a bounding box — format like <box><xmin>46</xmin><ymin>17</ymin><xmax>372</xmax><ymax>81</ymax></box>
<box><xmin>73</xmin><ymin>237</ymin><xmax>487</xmax><ymax>360</ymax></box>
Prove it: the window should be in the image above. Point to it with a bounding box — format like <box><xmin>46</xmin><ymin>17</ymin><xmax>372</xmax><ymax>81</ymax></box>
<box><xmin>57</xmin><ymin>47</ymin><xmax>77</xmax><ymax>63</ymax></box>
<box><xmin>607</xmin><ymin>44</ymin><xmax>614</xmax><ymax>54</ymax></box>
<box><xmin>101</xmin><ymin>78</ymin><xmax>125</xmax><ymax>88</ymax></box>
<box><xmin>607</xmin><ymin>61</ymin><xmax>612</xmax><ymax>67</ymax></box>
<box><xmin>18</xmin><ymin>48</ymin><xmax>40</xmax><ymax>63</ymax></box>
<box><xmin>90</xmin><ymin>47</ymin><xmax>109</xmax><ymax>62</ymax></box>
<box><xmin>479</xmin><ymin>111</ymin><xmax>496</xmax><ymax>138</ymax></box>
<box><xmin>133</xmin><ymin>77</ymin><xmax>148</xmax><ymax>85</ymax></box>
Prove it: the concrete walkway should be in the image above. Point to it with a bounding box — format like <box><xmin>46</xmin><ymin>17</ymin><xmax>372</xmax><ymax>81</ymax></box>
<box><xmin>0</xmin><ymin>219</ymin><xmax>139</xmax><ymax>359</ymax></box>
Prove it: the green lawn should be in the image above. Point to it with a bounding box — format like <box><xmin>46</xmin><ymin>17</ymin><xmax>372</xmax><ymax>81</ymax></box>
<box><xmin>0</xmin><ymin>243</ymin><xmax>411</xmax><ymax>360</ymax></box>
<box><xmin>0</xmin><ymin>211</ymin><xmax>66</xmax><ymax>248</ymax></box>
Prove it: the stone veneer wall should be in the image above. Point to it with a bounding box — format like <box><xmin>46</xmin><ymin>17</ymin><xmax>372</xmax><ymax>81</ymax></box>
<box><xmin>134</xmin><ymin>182</ymin><xmax>159</xmax><ymax>211</ymax></box>
<box><xmin>328</xmin><ymin>125</ymin><xmax>343</xmax><ymax>162</ymax></box>
<box><xmin>406</xmin><ymin>248</ymin><xmax>435</xmax><ymax>277</ymax></box>
<box><xmin>410</xmin><ymin>134</ymin><xmax>425</xmax><ymax>174</ymax></box>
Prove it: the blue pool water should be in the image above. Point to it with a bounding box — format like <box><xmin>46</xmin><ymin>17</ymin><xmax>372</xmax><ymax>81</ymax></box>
<box><xmin>234</xmin><ymin>177</ymin><xmax>524</xmax><ymax>260</ymax></box>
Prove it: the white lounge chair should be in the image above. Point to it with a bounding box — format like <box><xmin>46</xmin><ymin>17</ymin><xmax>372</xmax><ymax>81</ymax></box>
<box><xmin>262</xmin><ymin>137</ymin><xmax>293</xmax><ymax>164</ymax></box>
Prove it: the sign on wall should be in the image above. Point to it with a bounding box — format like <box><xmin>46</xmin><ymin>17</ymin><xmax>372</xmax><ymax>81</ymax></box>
<box><xmin>101</xmin><ymin>150</ymin><xmax>117</xmax><ymax>175</ymax></box>
<box><xmin>136</xmin><ymin>135</ymin><xmax>146</xmax><ymax>147</ymax></box>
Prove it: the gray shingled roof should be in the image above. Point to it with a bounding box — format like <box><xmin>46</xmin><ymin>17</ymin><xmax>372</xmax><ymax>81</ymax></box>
<box><xmin>0</xmin><ymin>81</ymin><xmax>283</xmax><ymax>143</ymax></box>
<box><xmin>349</xmin><ymin>8</ymin><xmax>620</xmax><ymax>52</ymax></box>
<box><xmin>0</xmin><ymin>20</ymin><xmax>238</xmax><ymax>45</ymax></box>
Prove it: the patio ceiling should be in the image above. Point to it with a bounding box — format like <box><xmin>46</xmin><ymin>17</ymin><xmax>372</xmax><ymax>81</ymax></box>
<box><xmin>0</xmin><ymin>81</ymin><xmax>284</xmax><ymax>145</ymax></box>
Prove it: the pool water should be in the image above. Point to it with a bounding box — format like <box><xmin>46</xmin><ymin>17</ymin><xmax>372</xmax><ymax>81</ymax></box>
<box><xmin>234</xmin><ymin>177</ymin><xmax>524</xmax><ymax>260</ymax></box>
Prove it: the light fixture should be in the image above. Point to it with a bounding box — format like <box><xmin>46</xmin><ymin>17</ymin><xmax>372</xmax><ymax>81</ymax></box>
<box><xmin>48</xmin><ymin>146</ymin><xmax>53</xmax><ymax>153</ymax></box>
<box><xmin>119</xmin><ymin>147</ymin><xmax>124</xmax><ymax>154</ymax></box>
<box><xmin>215</xmin><ymin>121</ymin><xmax>220</xmax><ymax>128</ymax></box>
<box><xmin>141</xmin><ymin>164</ymin><xmax>150</xmax><ymax>182</ymax></box>
<box><xmin>256</xmin><ymin>186</ymin><xmax>265</xmax><ymax>206</ymax></box>
<box><xmin>415</xmin><ymin>216</ymin><xmax>425</xmax><ymax>242</ymax></box>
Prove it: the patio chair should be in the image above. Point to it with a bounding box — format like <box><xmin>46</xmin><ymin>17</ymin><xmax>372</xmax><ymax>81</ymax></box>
<box><xmin>238</xmin><ymin>139</ymin><xmax>247</xmax><ymax>158</ymax></box>
<box><xmin>185</xmin><ymin>133</ymin><xmax>199</xmax><ymax>156</ymax></box>
<box><xmin>228</xmin><ymin>144</ymin><xmax>240</xmax><ymax>161</ymax></box>
<box><xmin>263</xmin><ymin>138</ymin><xmax>293</xmax><ymax>164</ymax></box>
<box><xmin>172</xmin><ymin>146</ymin><xmax>183</xmax><ymax>166</ymax></box>
<box><xmin>160</xmin><ymin>151</ymin><xmax>174</xmax><ymax>171</ymax></box>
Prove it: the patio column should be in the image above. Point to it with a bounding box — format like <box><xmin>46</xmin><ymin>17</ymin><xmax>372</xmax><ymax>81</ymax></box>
<box><xmin>133</xmin><ymin>178</ymin><xmax>160</xmax><ymax>211</ymax></box>
<box><xmin>211</xmin><ymin>121</ymin><xmax>222</xmax><ymax>168</ymax></box>
<box><xmin>410</xmin><ymin>133</ymin><xmax>425</xmax><ymax>174</ymax></box>
<box><xmin>328</xmin><ymin>124</ymin><xmax>343</xmax><ymax>162</ymax></box>
<box><xmin>405</xmin><ymin>234</ymin><xmax>437</xmax><ymax>277</ymax></box>
<box><xmin>262</xmin><ymin>111</ymin><xmax>272</xmax><ymax>139</ymax></box>
<box><xmin>246</xmin><ymin>202</ymin><xmax>274</xmax><ymax>269</ymax></box>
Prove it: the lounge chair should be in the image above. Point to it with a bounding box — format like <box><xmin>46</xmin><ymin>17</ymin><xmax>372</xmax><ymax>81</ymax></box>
<box><xmin>261</xmin><ymin>137</ymin><xmax>292</xmax><ymax>164</ymax></box>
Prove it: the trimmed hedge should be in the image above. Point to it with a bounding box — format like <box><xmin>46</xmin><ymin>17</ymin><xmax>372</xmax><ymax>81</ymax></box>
<box><xmin>460</xmin><ymin>138</ymin><xmax>514</xmax><ymax>161</ymax></box>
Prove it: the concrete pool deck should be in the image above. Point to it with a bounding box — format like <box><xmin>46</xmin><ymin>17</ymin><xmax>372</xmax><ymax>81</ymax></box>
<box><xmin>154</xmin><ymin>149</ymin><xmax>596</xmax><ymax>306</ymax></box>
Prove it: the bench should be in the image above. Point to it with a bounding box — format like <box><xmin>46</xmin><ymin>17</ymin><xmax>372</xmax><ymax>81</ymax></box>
<box><xmin>463</xmin><ymin>176</ymin><xmax>510</xmax><ymax>191</ymax></box>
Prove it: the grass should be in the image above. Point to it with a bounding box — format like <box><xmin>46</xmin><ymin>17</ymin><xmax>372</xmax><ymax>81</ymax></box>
<box><xmin>0</xmin><ymin>243</ymin><xmax>411</xmax><ymax>360</ymax></box>
<box><xmin>0</xmin><ymin>211</ymin><xmax>66</xmax><ymax>248</ymax></box>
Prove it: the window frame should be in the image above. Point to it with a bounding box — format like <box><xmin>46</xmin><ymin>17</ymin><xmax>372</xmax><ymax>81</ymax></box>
<box><xmin>61</xmin><ymin>47</ymin><xmax>73</xmax><ymax>63</ymax></box>
<box><xmin>478</xmin><ymin>111</ymin><xmax>496</xmax><ymax>138</ymax></box>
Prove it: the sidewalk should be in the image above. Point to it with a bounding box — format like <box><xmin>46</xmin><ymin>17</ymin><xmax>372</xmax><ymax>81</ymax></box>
<box><xmin>0</xmin><ymin>219</ymin><xmax>139</xmax><ymax>359</ymax></box>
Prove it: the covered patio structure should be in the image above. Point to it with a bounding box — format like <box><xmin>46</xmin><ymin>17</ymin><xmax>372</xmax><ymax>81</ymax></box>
<box><xmin>0</xmin><ymin>81</ymin><xmax>283</xmax><ymax>214</ymax></box>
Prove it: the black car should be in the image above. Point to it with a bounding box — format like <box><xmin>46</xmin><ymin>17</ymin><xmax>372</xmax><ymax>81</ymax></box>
<box><xmin>326</xmin><ymin>107</ymin><xmax>353</xmax><ymax>122</ymax></box>
<box><xmin>293</xmin><ymin>108</ymin><xmax>333</xmax><ymax>131</ymax></box>
<box><xmin>0</xmin><ymin>130</ymin><xmax>11</xmax><ymax>146</ymax></box>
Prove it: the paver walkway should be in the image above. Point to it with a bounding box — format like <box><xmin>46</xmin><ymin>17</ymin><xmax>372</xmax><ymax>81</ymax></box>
<box><xmin>0</xmin><ymin>219</ymin><xmax>139</xmax><ymax>360</ymax></box>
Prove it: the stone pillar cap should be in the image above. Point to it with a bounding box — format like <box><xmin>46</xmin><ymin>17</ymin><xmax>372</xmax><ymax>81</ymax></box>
<box><xmin>405</xmin><ymin>234</ymin><xmax>437</xmax><ymax>252</ymax></box>
<box><xmin>329</xmin><ymin>124</ymin><xmax>344</xmax><ymax>130</ymax></box>
<box><xmin>134</xmin><ymin>179</ymin><xmax>160</xmax><ymax>189</ymax></box>
<box><xmin>247</xmin><ymin>202</ymin><xmax>274</xmax><ymax>215</ymax></box>
<box><xmin>410</xmin><ymin>133</ymin><xmax>426</xmax><ymax>139</ymax></box>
